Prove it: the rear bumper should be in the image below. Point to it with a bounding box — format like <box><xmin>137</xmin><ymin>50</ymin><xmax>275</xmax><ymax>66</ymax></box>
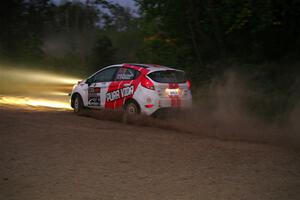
<box><xmin>133</xmin><ymin>86</ymin><xmax>192</xmax><ymax>116</ymax></box>
<box><xmin>140</xmin><ymin>97</ymin><xmax>192</xmax><ymax>116</ymax></box>
<box><xmin>158</xmin><ymin>97</ymin><xmax>192</xmax><ymax>108</ymax></box>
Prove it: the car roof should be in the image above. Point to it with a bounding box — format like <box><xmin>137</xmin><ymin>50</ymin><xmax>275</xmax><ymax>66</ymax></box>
<box><xmin>89</xmin><ymin>63</ymin><xmax>183</xmax><ymax>79</ymax></box>
<box><xmin>122</xmin><ymin>63</ymin><xmax>182</xmax><ymax>72</ymax></box>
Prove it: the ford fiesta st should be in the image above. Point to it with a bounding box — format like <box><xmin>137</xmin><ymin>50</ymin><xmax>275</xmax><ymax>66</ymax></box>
<box><xmin>70</xmin><ymin>63</ymin><xmax>192</xmax><ymax>116</ymax></box>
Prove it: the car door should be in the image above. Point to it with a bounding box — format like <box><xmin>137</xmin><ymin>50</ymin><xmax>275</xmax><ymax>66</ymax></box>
<box><xmin>86</xmin><ymin>67</ymin><xmax>119</xmax><ymax>109</ymax></box>
<box><xmin>105</xmin><ymin>67</ymin><xmax>140</xmax><ymax>109</ymax></box>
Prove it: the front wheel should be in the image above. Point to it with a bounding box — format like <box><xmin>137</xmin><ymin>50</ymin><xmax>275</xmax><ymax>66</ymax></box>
<box><xmin>73</xmin><ymin>95</ymin><xmax>84</xmax><ymax>113</ymax></box>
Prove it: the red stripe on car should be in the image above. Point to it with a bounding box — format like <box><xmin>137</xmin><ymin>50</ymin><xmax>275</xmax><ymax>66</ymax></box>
<box><xmin>104</xmin><ymin>65</ymin><xmax>150</xmax><ymax>109</ymax></box>
<box><xmin>105</xmin><ymin>81</ymin><xmax>120</xmax><ymax>109</ymax></box>
<box><xmin>168</xmin><ymin>83</ymin><xmax>181</xmax><ymax>107</ymax></box>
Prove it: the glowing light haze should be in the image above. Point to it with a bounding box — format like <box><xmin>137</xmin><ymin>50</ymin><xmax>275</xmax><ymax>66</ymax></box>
<box><xmin>0</xmin><ymin>65</ymin><xmax>79</xmax><ymax>110</ymax></box>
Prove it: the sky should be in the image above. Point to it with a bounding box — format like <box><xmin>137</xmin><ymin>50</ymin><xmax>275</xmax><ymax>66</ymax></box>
<box><xmin>110</xmin><ymin>0</ymin><xmax>136</xmax><ymax>8</ymax></box>
<box><xmin>52</xmin><ymin>0</ymin><xmax>136</xmax><ymax>9</ymax></box>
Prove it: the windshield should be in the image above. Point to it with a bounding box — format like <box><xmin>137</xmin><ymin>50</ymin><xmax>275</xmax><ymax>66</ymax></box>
<box><xmin>148</xmin><ymin>70</ymin><xmax>186</xmax><ymax>83</ymax></box>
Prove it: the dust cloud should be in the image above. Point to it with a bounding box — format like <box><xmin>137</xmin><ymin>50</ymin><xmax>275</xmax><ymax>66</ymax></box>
<box><xmin>1</xmin><ymin>65</ymin><xmax>299</xmax><ymax>148</ymax></box>
<box><xmin>80</xmin><ymin>72</ymin><xmax>300</xmax><ymax>149</ymax></box>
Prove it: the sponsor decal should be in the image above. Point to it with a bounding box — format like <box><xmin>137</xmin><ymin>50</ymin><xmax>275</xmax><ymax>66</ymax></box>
<box><xmin>104</xmin><ymin>65</ymin><xmax>150</xmax><ymax>109</ymax></box>
<box><xmin>106</xmin><ymin>85</ymin><xmax>134</xmax><ymax>102</ymax></box>
<box><xmin>88</xmin><ymin>87</ymin><xmax>101</xmax><ymax>106</ymax></box>
<box><xmin>115</xmin><ymin>68</ymin><xmax>135</xmax><ymax>80</ymax></box>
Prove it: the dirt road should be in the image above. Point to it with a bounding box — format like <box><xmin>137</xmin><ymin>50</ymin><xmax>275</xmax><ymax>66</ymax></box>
<box><xmin>0</xmin><ymin>107</ymin><xmax>299</xmax><ymax>200</ymax></box>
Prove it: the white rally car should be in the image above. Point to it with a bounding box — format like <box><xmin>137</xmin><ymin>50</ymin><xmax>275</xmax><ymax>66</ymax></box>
<box><xmin>70</xmin><ymin>63</ymin><xmax>192</xmax><ymax>116</ymax></box>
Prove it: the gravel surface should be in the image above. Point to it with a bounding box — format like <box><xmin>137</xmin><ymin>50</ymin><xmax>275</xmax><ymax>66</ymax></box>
<box><xmin>0</xmin><ymin>107</ymin><xmax>300</xmax><ymax>200</ymax></box>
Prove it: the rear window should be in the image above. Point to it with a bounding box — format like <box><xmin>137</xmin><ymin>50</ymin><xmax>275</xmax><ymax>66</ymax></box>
<box><xmin>148</xmin><ymin>70</ymin><xmax>186</xmax><ymax>83</ymax></box>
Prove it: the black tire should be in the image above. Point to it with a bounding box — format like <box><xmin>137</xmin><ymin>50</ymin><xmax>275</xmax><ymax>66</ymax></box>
<box><xmin>73</xmin><ymin>94</ymin><xmax>84</xmax><ymax>113</ymax></box>
<box><xmin>124</xmin><ymin>101</ymin><xmax>140</xmax><ymax>115</ymax></box>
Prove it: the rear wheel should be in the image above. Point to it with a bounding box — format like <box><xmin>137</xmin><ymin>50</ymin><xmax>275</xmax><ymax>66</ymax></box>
<box><xmin>124</xmin><ymin>101</ymin><xmax>140</xmax><ymax>115</ymax></box>
<box><xmin>73</xmin><ymin>95</ymin><xmax>84</xmax><ymax>113</ymax></box>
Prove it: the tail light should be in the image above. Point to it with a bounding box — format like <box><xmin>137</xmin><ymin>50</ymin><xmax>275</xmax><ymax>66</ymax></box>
<box><xmin>186</xmin><ymin>80</ymin><xmax>191</xmax><ymax>89</ymax></box>
<box><xmin>141</xmin><ymin>76</ymin><xmax>155</xmax><ymax>90</ymax></box>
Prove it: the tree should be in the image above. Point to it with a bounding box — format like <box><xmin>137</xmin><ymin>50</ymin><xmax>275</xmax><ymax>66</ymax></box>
<box><xmin>0</xmin><ymin>0</ymin><xmax>53</xmax><ymax>60</ymax></box>
<box><xmin>135</xmin><ymin>0</ymin><xmax>300</xmax><ymax>65</ymax></box>
<box><xmin>89</xmin><ymin>35</ymin><xmax>115</xmax><ymax>71</ymax></box>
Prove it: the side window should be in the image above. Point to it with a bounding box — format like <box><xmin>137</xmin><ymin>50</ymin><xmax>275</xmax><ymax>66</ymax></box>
<box><xmin>92</xmin><ymin>67</ymin><xmax>118</xmax><ymax>83</ymax></box>
<box><xmin>115</xmin><ymin>68</ymin><xmax>140</xmax><ymax>81</ymax></box>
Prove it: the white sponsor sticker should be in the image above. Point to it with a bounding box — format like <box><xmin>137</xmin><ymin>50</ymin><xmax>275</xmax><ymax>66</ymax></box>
<box><xmin>106</xmin><ymin>85</ymin><xmax>134</xmax><ymax>102</ymax></box>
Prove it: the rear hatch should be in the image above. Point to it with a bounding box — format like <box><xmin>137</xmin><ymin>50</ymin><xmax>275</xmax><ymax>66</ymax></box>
<box><xmin>147</xmin><ymin>70</ymin><xmax>189</xmax><ymax>98</ymax></box>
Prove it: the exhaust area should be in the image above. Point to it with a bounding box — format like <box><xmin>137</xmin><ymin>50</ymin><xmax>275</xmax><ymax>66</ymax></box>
<box><xmin>0</xmin><ymin>65</ymin><xmax>79</xmax><ymax>110</ymax></box>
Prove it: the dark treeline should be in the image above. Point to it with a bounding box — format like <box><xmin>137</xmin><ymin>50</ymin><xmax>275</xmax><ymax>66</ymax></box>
<box><xmin>136</xmin><ymin>0</ymin><xmax>300</xmax><ymax>77</ymax></box>
<box><xmin>0</xmin><ymin>0</ymin><xmax>142</xmax><ymax>74</ymax></box>
<box><xmin>137</xmin><ymin>0</ymin><xmax>300</xmax><ymax>64</ymax></box>
<box><xmin>1</xmin><ymin>0</ymin><xmax>300</xmax><ymax>118</ymax></box>
<box><xmin>135</xmin><ymin>0</ymin><xmax>300</xmax><ymax>118</ymax></box>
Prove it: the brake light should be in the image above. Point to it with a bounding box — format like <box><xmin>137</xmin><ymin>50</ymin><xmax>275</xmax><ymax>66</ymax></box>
<box><xmin>186</xmin><ymin>80</ymin><xmax>191</xmax><ymax>89</ymax></box>
<box><xmin>141</xmin><ymin>76</ymin><xmax>155</xmax><ymax>90</ymax></box>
